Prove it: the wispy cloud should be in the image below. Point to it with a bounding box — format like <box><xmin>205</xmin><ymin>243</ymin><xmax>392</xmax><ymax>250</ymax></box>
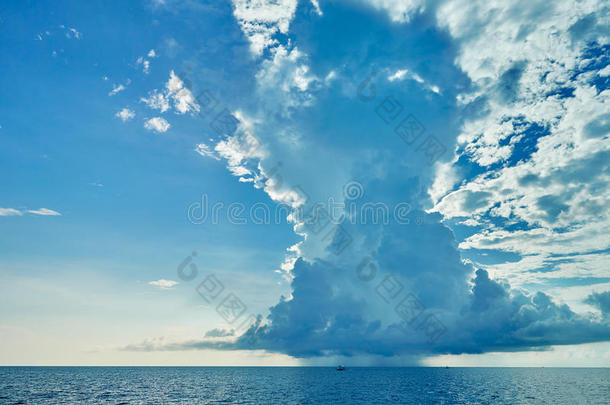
<box><xmin>148</xmin><ymin>279</ymin><xmax>178</xmax><ymax>289</ymax></box>
<box><xmin>66</xmin><ymin>27</ymin><xmax>81</xmax><ymax>39</ymax></box>
<box><xmin>0</xmin><ymin>208</ymin><xmax>61</xmax><ymax>216</ymax></box>
<box><xmin>388</xmin><ymin>69</ymin><xmax>408</xmax><ymax>81</ymax></box>
<box><xmin>108</xmin><ymin>84</ymin><xmax>126</xmax><ymax>96</ymax></box>
<box><xmin>0</xmin><ymin>208</ymin><xmax>23</xmax><ymax>216</ymax></box>
<box><xmin>194</xmin><ymin>143</ymin><xmax>220</xmax><ymax>160</ymax></box>
<box><xmin>387</xmin><ymin>68</ymin><xmax>440</xmax><ymax>93</ymax></box>
<box><xmin>27</xmin><ymin>208</ymin><xmax>61</xmax><ymax>216</ymax></box>
<box><xmin>137</xmin><ymin>50</ymin><xmax>157</xmax><ymax>74</ymax></box>
<box><xmin>141</xmin><ymin>91</ymin><xmax>170</xmax><ymax>112</ymax></box>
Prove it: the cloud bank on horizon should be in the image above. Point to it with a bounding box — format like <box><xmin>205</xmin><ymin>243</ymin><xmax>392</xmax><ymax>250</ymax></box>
<box><xmin>119</xmin><ymin>0</ymin><xmax>610</xmax><ymax>360</ymax></box>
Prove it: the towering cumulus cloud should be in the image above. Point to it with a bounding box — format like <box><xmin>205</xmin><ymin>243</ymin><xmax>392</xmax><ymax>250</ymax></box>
<box><xmin>132</xmin><ymin>0</ymin><xmax>610</xmax><ymax>360</ymax></box>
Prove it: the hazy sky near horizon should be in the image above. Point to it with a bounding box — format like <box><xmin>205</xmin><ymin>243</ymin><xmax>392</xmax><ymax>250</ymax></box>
<box><xmin>1</xmin><ymin>0</ymin><xmax>609</xmax><ymax>366</ymax></box>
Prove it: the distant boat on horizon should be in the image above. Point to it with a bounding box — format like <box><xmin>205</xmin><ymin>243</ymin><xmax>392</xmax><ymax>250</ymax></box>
<box><xmin>336</xmin><ymin>365</ymin><xmax>345</xmax><ymax>371</ymax></box>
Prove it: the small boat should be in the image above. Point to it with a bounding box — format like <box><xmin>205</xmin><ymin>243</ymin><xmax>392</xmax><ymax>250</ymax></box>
<box><xmin>336</xmin><ymin>365</ymin><xmax>345</xmax><ymax>371</ymax></box>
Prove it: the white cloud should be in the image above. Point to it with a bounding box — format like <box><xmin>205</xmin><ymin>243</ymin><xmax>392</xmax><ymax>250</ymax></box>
<box><xmin>255</xmin><ymin>45</ymin><xmax>320</xmax><ymax>112</ymax></box>
<box><xmin>310</xmin><ymin>0</ymin><xmax>323</xmax><ymax>15</ymax></box>
<box><xmin>194</xmin><ymin>143</ymin><xmax>220</xmax><ymax>160</ymax></box>
<box><xmin>144</xmin><ymin>117</ymin><xmax>170</xmax><ymax>133</ymax></box>
<box><xmin>411</xmin><ymin>72</ymin><xmax>424</xmax><ymax>83</ymax></box>
<box><xmin>136</xmin><ymin>55</ymin><xmax>152</xmax><ymax>74</ymax></box>
<box><xmin>115</xmin><ymin>108</ymin><xmax>135</xmax><ymax>122</ymax></box>
<box><xmin>324</xmin><ymin>70</ymin><xmax>337</xmax><ymax>83</ymax></box>
<box><xmin>67</xmin><ymin>27</ymin><xmax>81</xmax><ymax>39</ymax></box>
<box><xmin>27</xmin><ymin>208</ymin><xmax>61</xmax><ymax>216</ymax></box>
<box><xmin>108</xmin><ymin>84</ymin><xmax>126</xmax><ymax>96</ymax></box>
<box><xmin>166</xmin><ymin>70</ymin><xmax>200</xmax><ymax>114</ymax></box>
<box><xmin>363</xmin><ymin>0</ymin><xmax>426</xmax><ymax>23</ymax></box>
<box><xmin>231</xmin><ymin>0</ymin><xmax>298</xmax><ymax>55</ymax></box>
<box><xmin>214</xmin><ymin>131</ymin><xmax>266</xmax><ymax>181</ymax></box>
<box><xmin>148</xmin><ymin>279</ymin><xmax>178</xmax><ymax>289</ymax></box>
<box><xmin>59</xmin><ymin>25</ymin><xmax>81</xmax><ymax>39</ymax></box>
<box><xmin>197</xmin><ymin>15</ymin><xmax>348</xmax><ymax>272</ymax></box>
<box><xmin>427</xmin><ymin>0</ymin><xmax>610</xmax><ymax>288</ymax></box>
<box><xmin>0</xmin><ymin>208</ymin><xmax>22</xmax><ymax>216</ymax></box>
<box><xmin>140</xmin><ymin>91</ymin><xmax>170</xmax><ymax>112</ymax></box>
<box><xmin>141</xmin><ymin>71</ymin><xmax>200</xmax><ymax>115</ymax></box>
<box><xmin>0</xmin><ymin>208</ymin><xmax>61</xmax><ymax>216</ymax></box>
<box><xmin>387</xmin><ymin>68</ymin><xmax>440</xmax><ymax>93</ymax></box>
<box><xmin>388</xmin><ymin>69</ymin><xmax>408</xmax><ymax>81</ymax></box>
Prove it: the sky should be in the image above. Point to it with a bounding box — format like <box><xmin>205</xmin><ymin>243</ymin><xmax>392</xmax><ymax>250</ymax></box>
<box><xmin>0</xmin><ymin>0</ymin><xmax>609</xmax><ymax>366</ymax></box>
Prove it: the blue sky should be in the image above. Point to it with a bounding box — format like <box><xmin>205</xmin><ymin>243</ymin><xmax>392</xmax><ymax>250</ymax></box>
<box><xmin>1</xmin><ymin>0</ymin><xmax>609</xmax><ymax>366</ymax></box>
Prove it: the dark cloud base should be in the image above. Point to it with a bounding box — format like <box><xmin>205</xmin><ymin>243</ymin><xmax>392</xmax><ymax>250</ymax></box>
<box><xmin>125</xmin><ymin>218</ymin><xmax>610</xmax><ymax>359</ymax></box>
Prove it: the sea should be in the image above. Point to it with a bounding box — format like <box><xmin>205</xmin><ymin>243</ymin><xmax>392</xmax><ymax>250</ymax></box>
<box><xmin>0</xmin><ymin>367</ymin><xmax>608</xmax><ymax>404</ymax></box>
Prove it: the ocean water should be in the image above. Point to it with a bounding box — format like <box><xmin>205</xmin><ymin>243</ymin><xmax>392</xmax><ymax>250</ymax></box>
<box><xmin>0</xmin><ymin>367</ymin><xmax>608</xmax><ymax>404</ymax></box>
